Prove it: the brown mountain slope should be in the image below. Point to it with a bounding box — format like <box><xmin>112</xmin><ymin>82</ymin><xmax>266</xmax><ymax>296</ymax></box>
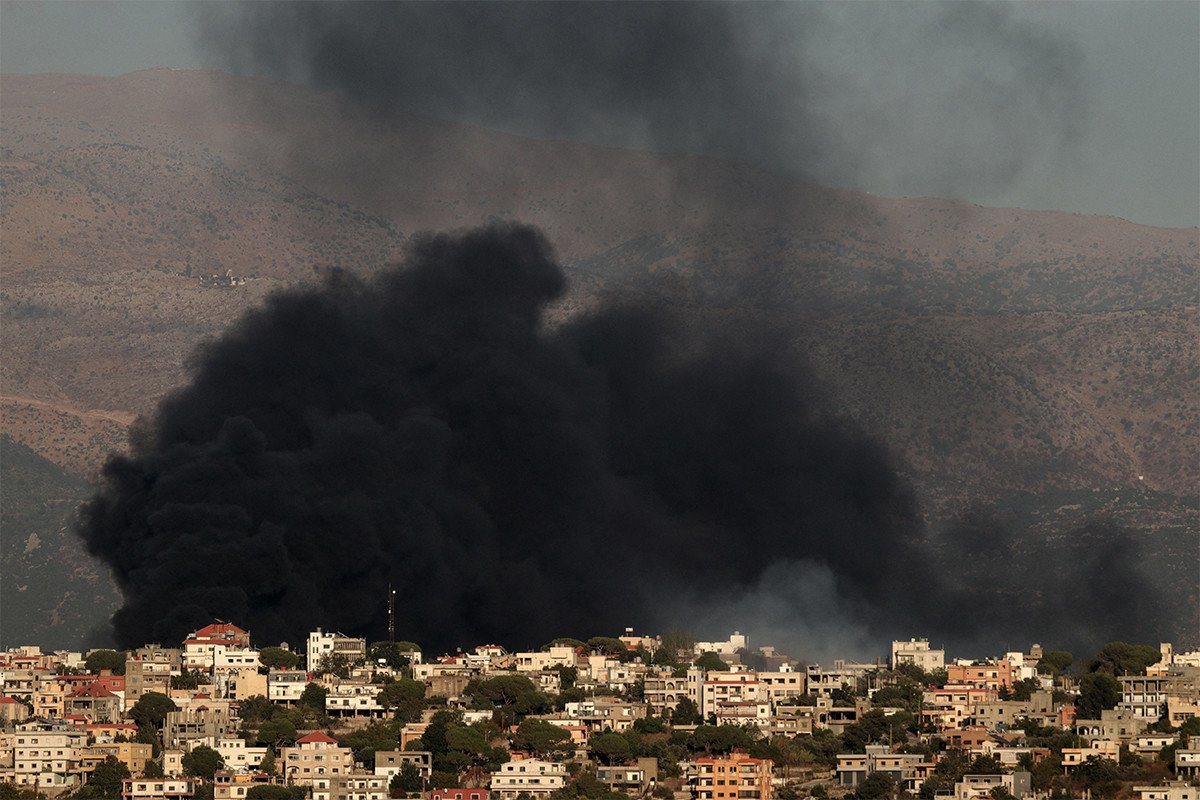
<box><xmin>1</xmin><ymin>69</ymin><xmax>1195</xmax><ymax>503</ymax></box>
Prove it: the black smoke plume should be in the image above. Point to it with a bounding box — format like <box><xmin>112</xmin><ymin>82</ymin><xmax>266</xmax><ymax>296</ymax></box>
<box><xmin>82</xmin><ymin>224</ymin><xmax>934</xmax><ymax>651</ymax></box>
<box><xmin>81</xmin><ymin>225</ymin><xmax>1169</xmax><ymax>656</ymax></box>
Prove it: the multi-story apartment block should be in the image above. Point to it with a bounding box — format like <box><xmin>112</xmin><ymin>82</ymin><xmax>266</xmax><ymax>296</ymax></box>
<box><xmin>122</xmin><ymin>778</ymin><xmax>196</xmax><ymax>800</ymax></box>
<box><xmin>125</xmin><ymin>647</ymin><xmax>182</xmax><ymax>705</ymax></box>
<box><xmin>597</xmin><ymin>758</ymin><xmax>658</xmax><ymax>796</ymax></box>
<box><xmin>374</xmin><ymin>750</ymin><xmax>432</xmax><ymax>780</ymax></box>
<box><xmin>0</xmin><ymin>696</ymin><xmax>30</xmax><ymax>726</ymax></box>
<box><xmin>513</xmin><ymin>647</ymin><xmax>577</xmax><ymax>672</ymax></box>
<box><xmin>213</xmin><ymin>737</ymin><xmax>268</xmax><ymax>772</ymax></box>
<box><xmin>946</xmin><ymin>662</ymin><xmax>1015</xmax><ymax>692</ymax></box>
<box><xmin>65</xmin><ymin>684</ymin><xmax>122</xmax><ymax>723</ymax></box>
<box><xmin>12</xmin><ymin>720</ymin><xmax>87</xmax><ymax>789</ymax></box>
<box><xmin>694</xmin><ymin>749</ymin><xmax>772</xmax><ymax>800</ymax></box>
<box><xmin>490</xmin><ymin>759</ymin><xmax>567</xmax><ymax>799</ymax></box>
<box><xmin>643</xmin><ymin>668</ymin><xmax>702</xmax><ymax>717</ymax></box>
<box><xmin>1134</xmin><ymin>781</ymin><xmax>1199</xmax><ymax>800</ymax></box>
<box><xmin>891</xmin><ymin>639</ymin><xmax>945</xmax><ymax>673</ymax></box>
<box><xmin>758</xmin><ymin>668</ymin><xmax>807</xmax><ymax>707</ymax></box>
<box><xmin>312</xmin><ymin>772</ymin><xmax>388</xmax><ymax>800</ymax></box>
<box><xmin>326</xmin><ymin>682</ymin><xmax>385</xmax><ymax>718</ymax></box>
<box><xmin>953</xmin><ymin>772</ymin><xmax>1031</xmax><ymax>800</ymax></box>
<box><xmin>280</xmin><ymin>732</ymin><xmax>355</xmax><ymax>786</ymax></box>
<box><xmin>837</xmin><ymin>745</ymin><xmax>932</xmax><ymax>793</ymax></box>
<box><xmin>163</xmin><ymin>707</ymin><xmax>238</xmax><ymax>749</ymax></box>
<box><xmin>214</xmin><ymin>770</ymin><xmax>281</xmax><ymax>800</ymax></box>
<box><xmin>307</xmin><ymin>631</ymin><xmax>367</xmax><ymax>673</ymax></box>
<box><xmin>269</xmin><ymin>669</ymin><xmax>308</xmax><ymax>704</ymax></box>
<box><xmin>701</xmin><ymin>670</ymin><xmax>763</xmax><ymax>718</ymax></box>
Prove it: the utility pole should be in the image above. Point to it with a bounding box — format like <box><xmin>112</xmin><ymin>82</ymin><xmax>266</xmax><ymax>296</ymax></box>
<box><xmin>388</xmin><ymin>585</ymin><xmax>396</xmax><ymax>644</ymax></box>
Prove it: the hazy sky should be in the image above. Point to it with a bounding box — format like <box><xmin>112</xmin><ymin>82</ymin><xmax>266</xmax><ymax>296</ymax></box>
<box><xmin>1</xmin><ymin>0</ymin><xmax>1197</xmax><ymax>228</ymax></box>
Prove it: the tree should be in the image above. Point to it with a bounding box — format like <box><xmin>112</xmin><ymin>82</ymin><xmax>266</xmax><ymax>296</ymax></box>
<box><xmin>143</xmin><ymin>761</ymin><xmax>164</xmax><ymax>779</ymax></box>
<box><xmin>377</xmin><ymin>679</ymin><xmax>426</xmax><ymax>723</ymax></box>
<box><xmin>856</xmin><ymin>772</ymin><xmax>895</xmax><ymax>799</ymax></box>
<box><xmin>257</xmin><ymin>750</ymin><xmax>277</xmax><ymax>776</ymax></box>
<box><xmin>298</xmin><ymin>683</ymin><xmax>328</xmax><ymax>713</ymax></box>
<box><xmin>85</xmin><ymin>650</ymin><xmax>126</xmax><ymax>675</ymax></box>
<box><xmin>316</xmin><ymin>652</ymin><xmax>359</xmax><ymax>678</ymax></box>
<box><xmin>1086</xmin><ymin>642</ymin><xmax>1161</xmax><ymax>676</ymax></box>
<box><xmin>1076</xmin><ymin>673</ymin><xmax>1122</xmax><ymax>719</ymax></box>
<box><xmin>256</xmin><ymin>718</ymin><xmax>298</xmax><ymax>748</ymax></box>
<box><xmin>660</xmin><ymin>630</ymin><xmax>695</xmax><ymax>659</ymax></box>
<box><xmin>259</xmin><ymin>647</ymin><xmax>300</xmax><ymax>670</ymax></box>
<box><xmin>129</xmin><ymin>692</ymin><xmax>177</xmax><ymax>727</ymax></box>
<box><xmin>390</xmin><ymin>763</ymin><xmax>422</xmax><ymax>796</ymax></box>
<box><xmin>590</xmin><ymin>732</ymin><xmax>633</xmax><ymax>765</ymax></box>
<box><xmin>1009</xmin><ymin>678</ymin><xmax>1043</xmax><ymax>702</ymax></box>
<box><xmin>182</xmin><ymin>745</ymin><xmax>225</xmax><ymax>780</ymax></box>
<box><xmin>587</xmin><ymin>637</ymin><xmax>628</xmax><ymax>657</ymax></box>
<box><xmin>512</xmin><ymin>719</ymin><xmax>572</xmax><ymax>759</ymax></box>
<box><xmin>671</xmin><ymin>697</ymin><xmax>701</xmax><ymax>725</ymax></box>
<box><xmin>85</xmin><ymin>755</ymin><xmax>130</xmax><ymax>798</ymax></box>
<box><xmin>694</xmin><ymin>652</ymin><xmax>729</xmax><ymax>673</ymax></box>
<box><xmin>369</xmin><ymin>641</ymin><xmax>420</xmax><ymax>670</ymax></box>
<box><xmin>1037</xmin><ymin>651</ymin><xmax>1073</xmax><ymax>675</ymax></box>
<box><xmin>830</xmin><ymin>684</ymin><xmax>857</xmax><ymax>707</ymax></box>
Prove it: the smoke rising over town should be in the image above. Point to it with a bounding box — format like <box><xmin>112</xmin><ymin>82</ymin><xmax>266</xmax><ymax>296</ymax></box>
<box><xmin>80</xmin><ymin>225</ymin><xmax>1167</xmax><ymax>658</ymax></box>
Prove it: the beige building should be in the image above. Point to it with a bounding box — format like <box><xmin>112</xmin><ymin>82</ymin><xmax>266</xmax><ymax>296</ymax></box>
<box><xmin>281</xmin><ymin>731</ymin><xmax>355</xmax><ymax>786</ymax></box>
<box><xmin>122</xmin><ymin>778</ymin><xmax>196</xmax><ymax>800</ymax></box>
<box><xmin>374</xmin><ymin>751</ymin><xmax>432</xmax><ymax>780</ymax></box>
<box><xmin>0</xmin><ymin>697</ymin><xmax>30</xmax><ymax>726</ymax></box>
<box><xmin>126</xmin><ymin>647</ymin><xmax>182</xmax><ymax>705</ymax></box>
<box><xmin>312</xmin><ymin>772</ymin><xmax>388</xmax><ymax>800</ymax></box>
<box><xmin>954</xmin><ymin>773</ymin><xmax>1031</xmax><ymax>800</ymax></box>
<box><xmin>1136</xmin><ymin>781</ymin><xmax>1200</xmax><ymax>800</ymax></box>
<box><xmin>490</xmin><ymin>759</ymin><xmax>567</xmax><ymax>799</ymax></box>
<box><xmin>891</xmin><ymin>639</ymin><xmax>945</xmax><ymax>673</ymax></box>
<box><xmin>12</xmin><ymin>720</ymin><xmax>87</xmax><ymax>789</ymax></box>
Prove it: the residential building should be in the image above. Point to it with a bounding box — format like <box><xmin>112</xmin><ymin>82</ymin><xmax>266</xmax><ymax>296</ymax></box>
<box><xmin>1135</xmin><ymin>781</ymin><xmax>1199</xmax><ymax>800</ymax></box>
<box><xmin>280</xmin><ymin>731</ymin><xmax>355</xmax><ymax>786</ymax></box>
<box><xmin>891</xmin><ymin>639</ymin><xmax>945</xmax><ymax>673</ymax></box>
<box><xmin>953</xmin><ymin>773</ymin><xmax>1031</xmax><ymax>800</ymax></box>
<box><xmin>374</xmin><ymin>751</ymin><xmax>432</xmax><ymax>781</ymax></box>
<box><xmin>312</xmin><ymin>772</ymin><xmax>387</xmax><ymax>800</ymax></box>
<box><xmin>431</xmin><ymin>790</ymin><xmax>489</xmax><ymax>800</ymax></box>
<box><xmin>695</xmin><ymin>750</ymin><xmax>772</xmax><ymax>800</ymax></box>
<box><xmin>122</xmin><ymin>778</ymin><xmax>196</xmax><ymax>800</ymax></box>
<box><xmin>490</xmin><ymin>759</ymin><xmax>567</xmax><ymax>799</ymax></box>
<box><xmin>597</xmin><ymin>757</ymin><xmax>658</xmax><ymax>796</ymax></box>
<box><xmin>837</xmin><ymin>745</ymin><xmax>931</xmax><ymax>793</ymax></box>
<box><xmin>126</xmin><ymin>647</ymin><xmax>182</xmax><ymax>705</ymax></box>
<box><xmin>12</xmin><ymin>719</ymin><xmax>87</xmax><ymax>789</ymax></box>
<box><xmin>307</xmin><ymin>631</ymin><xmax>367</xmax><ymax>673</ymax></box>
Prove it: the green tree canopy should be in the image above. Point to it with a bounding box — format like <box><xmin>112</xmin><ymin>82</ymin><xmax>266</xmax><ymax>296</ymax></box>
<box><xmin>671</xmin><ymin>697</ymin><xmax>701</xmax><ymax>725</ymax></box>
<box><xmin>512</xmin><ymin>719</ymin><xmax>573</xmax><ymax>759</ymax></box>
<box><xmin>1087</xmin><ymin>643</ymin><xmax>1161</xmax><ymax>676</ymax></box>
<box><xmin>299</xmin><ymin>683</ymin><xmax>328</xmax><ymax>713</ymax></box>
<box><xmin>1076</xmin><ymin>673</ymin><xmax>1122</xmax><ymax>719</ymax></box>
<box><xmin>85</xmin><ymin>650</ymin><xmax>127</xmax><ymax>676</ymax></box>
<box><xmin>257</xmin><ymin>750</ymin><xmax>276</xmax><ymax>776</ymax></box>
<box><xmin>856</xmin><ymin>772</ymin><xmax>895</xmax><ymax>799</ymax></box>
<box><xmin>256</xmin><ymin>718</ymin><xmax>297</xmax><ymax>748</ymax></box>
<box><xmin>369</xmin><ymin>642</ymin><xmax>420</xmax><ymax>670</ymax></box>
<box><xmin>85</xmin><ymin>755</ymin><xmax>130</xmax><ymax>798</ymax></box>
<box><xmin>1037</xmin><ymin>651</ymin><xmax>1073</xmax><ymax>675</ymax></box>
<box><xmin>129</xmin><ymin>692</ymin><xmax>177</xmax><ymax>727</ymax></box>
<box><xmin>587</xmin><ymin>637</ymin><xmax>629</xmax><ymax>657</ymax></box>
<box><xmin>259</xmin><ymin>647</ymin><xmax>300</xmax><ymax>670</ymax></box>
<box><xmin>378</xmin><ymin>679</ymin><xmax>426</xmax><ymax>722</ymax></box>
<box><xmin>390</xmin><ymin>763</ymin><xmax>423</xmax><ymax>796</ymax></box>
<box><xmin>590</xmin><ymin>732</ymin><xmax>633</xmax><ymax>765</ymax></box>
<box><xmin>694</xmin><ymin>652</ymin><xmax>729</xmax><ymax>672</ymax></box>
<box><xmin>182</xmin><ymin>745</ymin><xmax>225</xmax><ymax>780</ymax></box>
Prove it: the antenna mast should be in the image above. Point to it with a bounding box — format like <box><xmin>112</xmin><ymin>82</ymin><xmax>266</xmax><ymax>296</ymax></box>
<box><xmin>388</xmin><ymin>585</ymin><xmax>396</xmax><ymax>643</ymax></box>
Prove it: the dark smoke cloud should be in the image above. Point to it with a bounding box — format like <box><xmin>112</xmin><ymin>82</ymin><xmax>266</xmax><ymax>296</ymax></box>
<box><xmin>81</xmin><ymin>226</ymin><xmax>1169</xmax><ymax>655</ymax></box>
<box><xmin>200</xmin><ymin>1</ymin><xmax>1086</xmax><ymax>201</ymax></box>
<box><xmin>83</xmin><ymin>225</ymin><xmax>930</xmax><ymax>650</ymax></box>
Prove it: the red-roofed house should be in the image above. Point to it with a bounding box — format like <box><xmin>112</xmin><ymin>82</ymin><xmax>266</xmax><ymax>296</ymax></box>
<box><xmin>281</xmin><ymin>732</ymin><xmax>354</xmax><ymax>786</ymax></box>
<box><xmin>65</xmin><ymin>684</ymin><xmax>121</xmax><ymax>723</ymax></box>
<box><xmin>433</xmin><ymin>790</ymin><xmax>490</xmax><ymax>800</ymax></box>
<box><xmin>189</xmin><ymin>623</ymin><xmax>251</xmax><ymax>646</ymax></box>
<box><xmin>0</xmin><ymin>695</ymin><xmax>29</xmax><ymax>725</ymax></box>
